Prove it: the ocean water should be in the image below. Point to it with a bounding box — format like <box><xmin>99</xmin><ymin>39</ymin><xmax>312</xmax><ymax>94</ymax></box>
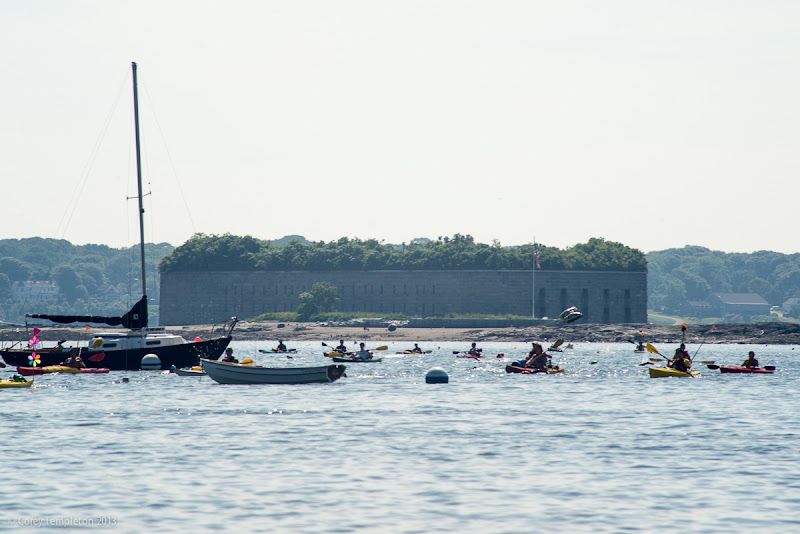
<box><xmin>2</xmin><ymin>340</ymin><xmax>799</xmax><ymax>533</ymax></box>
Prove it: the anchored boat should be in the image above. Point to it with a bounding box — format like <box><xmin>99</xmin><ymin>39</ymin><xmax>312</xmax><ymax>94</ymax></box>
<box><xmin>0</xmin><ymin>63</ymin><xmax>236</xmax><ymax>371</ymax></box>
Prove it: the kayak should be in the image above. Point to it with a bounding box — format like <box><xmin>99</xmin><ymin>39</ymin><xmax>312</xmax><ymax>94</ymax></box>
<box><xmin>505</xmin><ymin>365</ymin><xmax>564</xmax><ymax>374</ymax></box>
<box><xmin>258</xmin><ymin>348</ymin><xmax>297</xmax><ymax>353</ymax></box>
<box><xmin>331</xmin><ymin>357</ymin><xmax>382</xmax><ymax>363</ymax></box>
<box><xmin>648</xmin><ymin>367</ymin><xmax>700</xmax><ymax>378</ymax></box>
<box><xmin>17</xmin><ymin>366</ymin><xmax>110</xmax><ymax>376</ymax></box>
<box><xmin>718</xmin><ymin>366</ymin><xmax>775</xmax><ymax>374</ymax></box>
<box><xmin>172</xmin><ymin>367</ymin><xmax>207</xmax><ymax>376</ymax></box>
<box><xmin>1</xmin><ymin>379</ymin><xmax>33</xmax><ymax>388</ymax></box>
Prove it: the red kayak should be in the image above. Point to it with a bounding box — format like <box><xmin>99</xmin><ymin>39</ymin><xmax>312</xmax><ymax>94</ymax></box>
<box><xmin>505</xmin><ymin>364</ymin><xmax>564</xmax><ymax>374</ymax></box>
<box><xmin>17</xmin><ymin>366</ymin><xmax>111</xmax><ymax>376</ymax></box>
<box><xmin>719</xmin><ymin>366</ymin><xmax>774</xmax><ymax>374</ymax></box>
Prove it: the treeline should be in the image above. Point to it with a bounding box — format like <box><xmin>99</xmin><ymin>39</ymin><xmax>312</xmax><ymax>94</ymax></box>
<box><xmin>0</xmin><ymin>238</ymin><xmax>173</xmax><ymax>323</ymax></box>
<box><xmin>647</xmin><ymin>246</ymin><xmax>800</xmax><ymax>316</ymax></box>
<box><xmin>158</xmin><ymin>234</ymin><xmax>647</xmax><ymax>273</ymax></box>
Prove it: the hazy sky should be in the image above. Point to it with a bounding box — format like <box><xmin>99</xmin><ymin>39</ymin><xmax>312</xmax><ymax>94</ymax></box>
<box><xmin>2</xmin><ymin>1</ymin><xmax>798</xmax><ymax>254</ymax></box>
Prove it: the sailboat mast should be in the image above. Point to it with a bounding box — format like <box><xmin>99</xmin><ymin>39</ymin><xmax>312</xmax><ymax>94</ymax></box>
<box><xmin>131</xmin><ymin>62</ymin><xmax>147</xmax><ymax>301</ymax></box>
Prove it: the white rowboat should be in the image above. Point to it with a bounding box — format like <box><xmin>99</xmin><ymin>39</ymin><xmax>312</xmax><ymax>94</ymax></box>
<box><xmin>201</xmin><ymin>359</ymin><xmax>346</xmax><ymax>384</ymax></box>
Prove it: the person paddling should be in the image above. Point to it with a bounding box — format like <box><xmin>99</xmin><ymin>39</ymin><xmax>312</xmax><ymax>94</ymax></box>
<box><xmin>466</xmin><ymin>343</ymin><xmax>482</xmax><ymax>358</ymax></box>
<box><xmin>61</xmin><ymin>347</ymin><xmax>86</xmax><ymax>369</ymax></box>
<box><xmin>670</xmin><ymin>344</ymin><xmax>691</xmax><ymax>373</ymax></box>
<box><xmin>334</xmin><ymin>340</ymin><xmax>348</xmax><ymax>353</ymax></box>
<box><xmin>742</xmin><ymin>351</ymin><xmax>759</xmax><ymax>369</ymax></box>
<box><xmin>525</xmin><ymin>343</ymin><xmax>550</xmax><ymax>370</ymax></box>
<box><xmin>355</xmin><ymin>342</ymin><xmax>372</xmax><ymax>360</ymax></box>
<box><xmin>408</xmin><ymin>343</ymin><xmax>423</xmax><ymax>354</ymax></box>
<box><xmin>276</xmin><ymin>340</ymin><xmax>287</xmax><ymax>352</ymax></box>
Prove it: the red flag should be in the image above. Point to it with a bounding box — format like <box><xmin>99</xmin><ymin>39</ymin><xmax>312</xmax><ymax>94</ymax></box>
<box><xmin>33</xmin><ymin>327</ymin><xmax>41</xmax><ymax>336</ymax></box>
<box><xmin>534</xmin><ymin>246</ymin><xmax>541</xmax><ymax>269</ymax></box>
<box><xmin>88</xmin><ymin>352</ymin><xmax>105</xmax><ymax>362</ymax></box>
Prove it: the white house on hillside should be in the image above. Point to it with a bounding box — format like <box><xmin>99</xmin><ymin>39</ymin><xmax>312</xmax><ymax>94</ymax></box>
<box><xmin>12</xmin><ymin>281</ymin><xmax>60</xmax><ymax>303</ymax></box>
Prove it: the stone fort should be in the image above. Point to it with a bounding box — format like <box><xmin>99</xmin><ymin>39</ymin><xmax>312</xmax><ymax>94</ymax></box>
<box><xmin>159</xmin><ymin>269</ymin><xmax>647</xmax><ymax>325</ymax></box>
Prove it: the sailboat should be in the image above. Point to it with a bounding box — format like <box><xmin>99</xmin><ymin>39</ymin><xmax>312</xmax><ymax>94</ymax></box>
<box><xmin>0</xmin><ymin>62</ymin><xmax>237</xmax><ymax>371</ymax></box>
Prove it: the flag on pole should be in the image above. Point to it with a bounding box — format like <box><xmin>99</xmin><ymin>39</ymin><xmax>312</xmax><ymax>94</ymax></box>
<box><xmin>534</xmin><ymin>244</ymin><xmax>541</xmax><ymax>269</ymax></box>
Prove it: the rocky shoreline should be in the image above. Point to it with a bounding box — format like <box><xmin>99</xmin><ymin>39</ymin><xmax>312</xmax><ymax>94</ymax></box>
<box><xmin>9</xmin><ymin>321</ymin><xmax>800</xmax><ymax>345</ymax></box>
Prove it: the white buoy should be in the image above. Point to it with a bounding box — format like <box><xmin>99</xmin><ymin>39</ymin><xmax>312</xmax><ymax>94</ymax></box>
<box><xmin>140</xmin><ymin>354</ymin><xmax>161</xmax><ymax>370</ymax></box>
<box><xmin>425</xmin><ymin>367</ymin><xmax>449</xmax><ymax>384</ymax></box>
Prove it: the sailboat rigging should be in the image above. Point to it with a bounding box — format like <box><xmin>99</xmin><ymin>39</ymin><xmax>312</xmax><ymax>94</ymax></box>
<box><xmin>0</xmin><ymin>62</ymin><xmax>236</xmax><ymax>371</ymax></box>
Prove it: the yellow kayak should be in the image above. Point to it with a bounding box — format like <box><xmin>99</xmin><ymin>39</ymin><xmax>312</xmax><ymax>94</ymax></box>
<box><xmin>649</xmin><ymin>367</ymin><xmax>700</xmax><ymax>378</ymax></box>
<box><xmin>0</xmin><ymin>378</ymin><xmax>33</xmax><ymax>388</ymax></box>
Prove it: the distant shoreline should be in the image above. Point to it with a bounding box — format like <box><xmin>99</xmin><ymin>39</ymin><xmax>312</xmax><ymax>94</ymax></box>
<box><xmin>6</xmin><ymin>321</ymin><xmax>800</xmax><ymax>346</ymax></box>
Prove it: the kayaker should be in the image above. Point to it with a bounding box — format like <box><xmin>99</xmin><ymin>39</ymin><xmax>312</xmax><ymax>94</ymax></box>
<box><xmin>221</xmin><ymin>347</ymin><xmax>239</xmax><ymax>363</ymax></box>
<box><xmin>670</xmin><ymin>345</ymin><xmax>691</xmax><ymax>373</ymax></box>
<box><xmin>335</xmin><ymin>340</ymin><xmax>348</xmax><ymax>353</ymax></box>
<box><xmin>276</xmin><ymin>340</ymin><xmax>287</xmax><ymax>352</ymax></box>
<box><xmin>525</xmin><ymin>343</ymin><xmax>550</xmax><ymax>370</ymax></box>
<box><xmin>61</xmin><ymin>348</ymin><xmax>86</xmax><ymax>369</ymax></box>
<box><xmin>408</xmin><ymin>343</ymin><xmax>423</xmax><ymax>353</ymax></box>
<box><xmin>742</xmin><ymin>351</ymin><xmax>759</xmax><ymax>369</ymax></box>
<box><xmin>467</xmin><ymin>343</ymin><xmax>482</xmax><ymax>357</ymax></box>
<box><xmin>355</xmin><ymin>342</ymin><xmax>372</xmax><ymax>360</ymax></box>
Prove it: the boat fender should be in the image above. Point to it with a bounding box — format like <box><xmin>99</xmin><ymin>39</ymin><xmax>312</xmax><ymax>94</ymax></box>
<box><xmin>140</xmin><ymin>354</ymin><xmax>161</xmax><ymax>370</ymax></box>
<box><xmin>425</xmin><ymin>367</ymin><xmax>449</xmax><ymax>384</ymax></box>
<box><xmin>91</xmin><ymin>337</ymin><xmax>104</xmax><ymax>349</ymax></box>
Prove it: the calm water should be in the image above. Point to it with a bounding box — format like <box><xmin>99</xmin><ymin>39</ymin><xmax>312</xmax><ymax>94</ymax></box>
<box><xmin>2</xmin><ymin>340</ymin><xmax>799</xmax><ymax>533</ymax></box>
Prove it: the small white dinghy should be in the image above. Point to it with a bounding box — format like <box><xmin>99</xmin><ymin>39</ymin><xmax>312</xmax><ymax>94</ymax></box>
<box><xmin>201</xmin><ymin>359</ymin><xmax>346</xmax><ymax>384</ymax></box>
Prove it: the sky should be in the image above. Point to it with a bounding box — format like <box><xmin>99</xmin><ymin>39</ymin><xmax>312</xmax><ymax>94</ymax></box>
<box><xmin>2</xmin><ymin>1</ymin><xmax>799</xmax><ymax>254</ymax></box>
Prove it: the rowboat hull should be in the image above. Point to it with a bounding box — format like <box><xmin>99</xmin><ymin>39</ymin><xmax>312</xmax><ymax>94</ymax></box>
<box><xmin>719</xmin><ymin>366</ymin><xmax>774</xmax><ymax>374</ymax></box>
<box><xmin>505</xmin><ymin>365</ymin><xmax>564</xmax><ymax>374</ymax></box>
<box><xmin>201</xmin><ymin>358</ymin><xmax>346</xmax><ymax>384</ymax></box>
<box><xmin>649</xmin><ymin>367</ymin><xmax>700</xmax><ymax>378</ymax></box>
<box><xmin>0</xmin><ymin>378</ymin><xmax>33</xmax><ymax>388</ymax></box>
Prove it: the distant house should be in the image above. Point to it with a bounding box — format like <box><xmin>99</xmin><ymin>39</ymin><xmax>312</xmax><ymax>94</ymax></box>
<box><xmin>706</xmin><ymin>293</ymin><xmax>770</xmax><ymax>322</ymax></box>
<box><xmin>687</xmin><ymin>300</ymin><xmax>713</xmax><ymax>318</ymax></box>
<box><xmin>783</xmin><ymin>298</ymin><xmax>800</xmax><ymax>313</ymax></box>
<box><xmin>97</xmin><ymin>284</ymin><xmax>125</xmax><ymax>303</ymax></box>
<box><xmin>12</xmin><ymin>281</ymin><xmax>60</xmax><ymax>303</ymax></box>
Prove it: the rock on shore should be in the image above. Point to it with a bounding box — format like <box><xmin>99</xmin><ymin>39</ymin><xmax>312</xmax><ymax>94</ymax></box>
<box><xmin>11</xmin><ymin>321</ymin><xmax>800</xmax><ymax>345</ymax></box>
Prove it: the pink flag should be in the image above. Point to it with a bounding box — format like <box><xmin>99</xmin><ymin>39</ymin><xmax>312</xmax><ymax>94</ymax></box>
<box><xmin>33</xmin><ymin>327</ymin><xmax>42</xmax><ymax>336</ymax></box>
<box><xmin>534</xmin><ymin>246</ymin><xmax>541</xmax><ymax>270</ymax></box>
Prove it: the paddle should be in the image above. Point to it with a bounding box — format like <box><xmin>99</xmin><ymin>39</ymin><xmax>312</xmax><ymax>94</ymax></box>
<box><xmin>0</xmin><ymin>361</ymin><xmax>5</xmax><ymax>368</ymax></box>
<box><xmin>645</xmin><ymin>343</ymin><xmax>668</xmax><ymax>361</ymax></box>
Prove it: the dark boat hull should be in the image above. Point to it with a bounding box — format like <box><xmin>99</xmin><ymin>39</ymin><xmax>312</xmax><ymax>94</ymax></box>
<box><xmin>505</xmin><ymin>365</ymin><xmax>564</xmax><ymax>374</ymax></box>
<box><xmin>0</xmin><ymin>337</ymin><xmax>232</xmax><ymax>371</ymax></box>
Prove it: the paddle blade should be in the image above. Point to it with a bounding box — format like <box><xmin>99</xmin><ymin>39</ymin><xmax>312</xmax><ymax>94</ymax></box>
<box><xmin>646</xmin><ymin>343</ymin><xmax>660</xmax><ymax>355</ymax></box>
<box><xmin>241</xmin><ymin>359</ymin><xmax>253</xmax><ymax>365</ymax></box>
<box><xmin>706</xmin><ymin>364</ymin><xmax>720</xmax><ymax>369</ymax></box>
<box><xmin>88</xmin><ymin>352</ymin><xmax>105</xmax><ymax>362</ymax></box>
<box><xmin>764</xmin><ymin>366</ymin><xmax>776</xmax><ymax>371</ymax></box>
<box><xmin>374</xmin><ymin>345</ymin><xmax>388</xmax><ymax>351</ymax></box>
